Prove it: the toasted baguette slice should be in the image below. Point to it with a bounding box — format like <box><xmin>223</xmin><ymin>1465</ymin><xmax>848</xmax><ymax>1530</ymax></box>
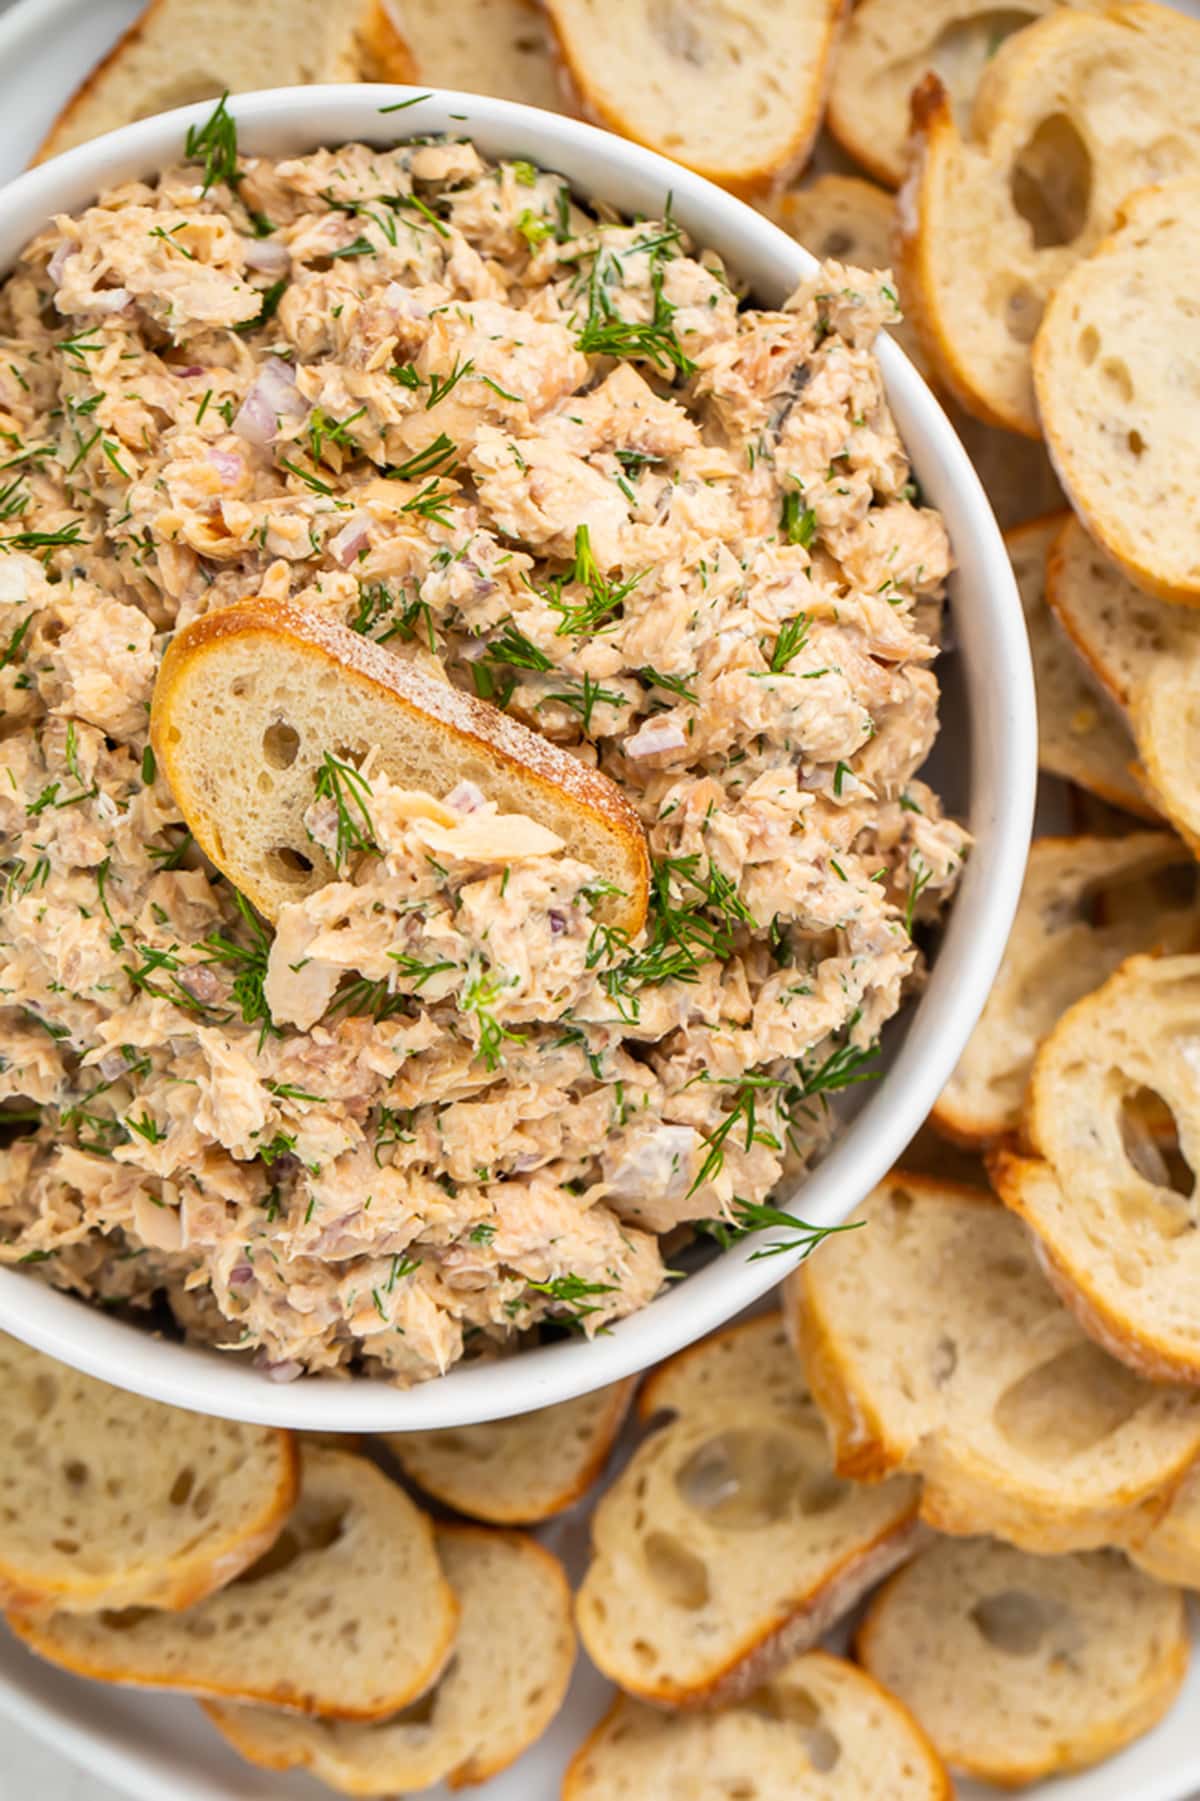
<box><xmin>1014</xmin><ymin>952</ymin><xmax>1200</xmax><ymax>1381</ymax></box>
<box><xmin>859</xmin><ymin>1536</ymin><xmax>1190</xmax><ymax>1783</ymax></box>
<box><xmin>391</xmin><ymin>0</ymin><xmax>565</xmax><ymax>111</ymax></box>
<box><xmin>9</xmin><ymin>1449</ymin><xmax>456</xmax><ymax>1719</ymax></box>
<box><xmin>1035</xmin><ymin>180</ymin><xmax>1200</xmax><ymax>606</ymax></box>
<box><xmin>933</xmin><ymin>833</ymin><xmax>1199</xmax><ymax>1144</ymax></box>
<box><xmin>542</xmin><ymin>0</ymin><xmax>843</xmax><ymax>197</ymax></box>
<box><xmin>36</xmin><ymin>0</ymin><xmax>413</xmax><ymax>164</ymax></box>
<box><xmin>1134</xmin><ymin>662</ymin><xmax>1200</xmax><ymax>857</ymax></box>
<box><xmin>826</xmin><ymin>0</ymin><xmax>1062</xmax><ymax>189</ymax></box>
<box><xmin>0</xmin><ymin>1334</ymin><xmax>296</xmax><ymax>1617</ymax></box>
<box><xmin>382</xmin><ymin>1379</ymin><xmax>635</xmax><ymax>1525</ymax></box>
<box><xmin>562</xmin><ymin>1650</ymin><xmax>951</xmax><ymax>1801</ymax></box>
<box><xmin>575</xmin><ymin>1314</ymin><xmax>923</xmax><ymax>1709</ymax></box>
<box><xmin>790</xmin><ymin>1172</ymin><xmax>1200</xmax><ymax>1551</ymax></box>
<box><xmin>204</xmin><ymin>1525</ymin><xmax>574</xmax><ymax>1792</ymax></box>
<box><xmin>897</xmin><ymin>5</ymin><xmax>1200</xmax><ymax>437</ymax></box>
<box><xmin>150</xmin><ymin>599</ymin><xmax>648</xmax><ymax>931</ymax></box>
<box><xmin>1008</xmin><ymin>514</ymin><xmax>1157</xmax><ymax>816</ymax></box>
<box><xmin>1046</xmin><ymin>512</ymin><xmax>1194</xmax><ymax>711</ymax></box>
<box><xmin>1131</xmin><ymin>1465</ymin><xmax>1200</xmax><ymax>1590</ymax></box>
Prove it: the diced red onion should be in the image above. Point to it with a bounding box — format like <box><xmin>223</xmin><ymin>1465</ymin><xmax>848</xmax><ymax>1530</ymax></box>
<box><xmin>512</xmin><ymin>1152</ymin><xmax>541</xmax><ymax>1173</ymax></box>
<box><xmin>548</xmin><ymin>910</ymin><xmax>566</xmax><ymax>934</ymax></box>
<box><xmin>208</xmin><ymin>447</ymin><xmax>243</xmax><ymax>484</ymax></box>
<box><xmin>179</xmin><ymin>965</ymin><xmax>222</xmax><ymax>1003</ymax></box>
<box><xmin>228</xmin><ymin>1263</ymin><xmax>254</xmax><ymax>1286</ymax></box>
<box><xmin>446</xmin><ymin>779</ymin><xmax>486</xmax><ymax>813</ymax></box>
<box><xmin>47</xmin><ymin>241</ymin><xmax>73</xmax><ymax>285</ymax></box>
<box><xmin>233</xmin><ymin>356</ymin><xmax>307</xmax><ymax>447</ymax></box>
<box><xmin>243</xmin><ymin>237</ymin><xmax>290</xmax><ymax>274</ymax></box>
<box><xmin>329</xmin><ymin>518</ymin><xmax>370</xmax><ymax>567</ymax></box>
<box><xmin>173</xmin><ymin>364</ymin><xmax>206</xmax><ymax>379</ymax></box>
<box><xmin>625</xmin><ymin>720</ymin><xmax>688</xmax><ymax>759</ymax></box>
<box><xmin>263</xmin><ymin>1358</ymin><xmax>304</xmax><ymax>1383</ymax></box>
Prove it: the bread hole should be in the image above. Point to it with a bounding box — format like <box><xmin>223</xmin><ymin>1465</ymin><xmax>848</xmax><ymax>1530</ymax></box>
<box><xmin>1078</xmin><ymin>325</ymin><xmax>1100</xmax><ymax>366</ymax></box>
<box><xmin>931</xmin><ymin>1334</ymin><xmax>958</xmax><ymax>1387</ymax></box>
<box><xmin>932</xmin><ymin>9</ymin><xmax>1037</xmax><ymax>127</ymax></box>
<box><xmin>994</xmin><ymin>1342</ymin><xmax>1144</xmax><ymax>1457</ymax></box>
<box><xmin>1127</xmin><ymin>428</ymin><xmax>1147</xmax><ymax>459</ymax></box>
<box><xmin>169</xmin><ymin>1467</ymin><xmax>195</xmax><ymax>1507</ymax></box>
<box><xmin>1101</xmin><ymin>358</ymin><xmax>1135</xmax><ymax>406</ymax></box>
<box><xmin>749</xmin><ymin>1683</ymin><xmax>841</xmax><ymax>1769</ymax></box>
<box><xmin>818</xmin><ymin>229</ymin><xmax>858</xmax><ymax>261</ymax></box>
<box><xmin>98</xmin><ymin>1607</ymin><xmax>156</xmax><ymax>1631</ymax></box>
<box><xmin>31</xmin><ymin>1372</ymin><xmax>57</xmax><ymax>1412</ymax></box>
<box><xmin>631</xmin><ymin>1636</ymin><xmax>659</xmax><ymax>1666</ymax></box>
<box><xmin>262</xmin><ymin>721</ymin><xmax>300</xmax><ymax>769</ymax></box>
<box><xmin>969</xmin><ymin>1589</ymin><xmax>1054</xmax><ymax>1656</ymax></box>
<box><xmin>51</xmin><ymin>1538</ymin><xmax>79</xmax><ymax>1556</ymax></box>
<box><xmin>230</xmin><ymin>676</ymin><xmax>255</xmax><ymax>699</ymax></box>
<box><xmin>184</xmin><ymin>1616</ymin><xmax>220</xmax><ymax>1639</ymax></box>
<box><xmin>191</xmin><ymin>1481</ymin><xmax>215</xmax><ymax>1519</ymax></box>
<box><xmin>887</xmin><ymin>1186</ymin><xmax>915</xmax><ymax>1235</ymax></box>
<box><xmin>647</xmin><ymin>0</ymin><xmax>708</xmax><ymax>63</ymax></box>
<box><xmin>1003</xmin><ymin>280</ymin><xmax>1044</xmax><ymax>345</ymax></box>
<box><xmin>675</xmin><ymin>1428</ymin><xmax>808</xmax><ymax>1529</ymax></box>
<box><xmin>798</xmin><ymin>1472</ymin><xmax>850</xmax><ymax>1516</ymax></box>
<box><xmin>238</xmin><ymin>1500</ymin><xmax>348</xmax><ymax>1584</ymax></box>
<box><xmin>63</xmin><ymin>1459</ymin><xmax>89</xmax><ymax>1489</ymax></box>
<box><xmin>1120</xmin><ymin>1087</ymin><xmax>1194</xmax><ymax>1200</ymax></box>
<box><xmin>642</xmin><ymin>1530</ymin><xmax>710</xmax><ymax>1610</ymax></box>
<box><xmin>1009</xmin><ymin>113</ymin><xmax>1092</xmax><ymax>249</ymax></box>
<box><xmin>268</xmin><ymin>846</ymin><xmax>316</xmax><ymax>885</ymax></box>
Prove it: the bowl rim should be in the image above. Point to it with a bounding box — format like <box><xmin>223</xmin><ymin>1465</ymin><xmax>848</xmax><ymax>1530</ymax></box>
<box><xmin>0</xmin><ymin>84</ymin><xmax>1037</xmax><ymax>1430</ymax></box>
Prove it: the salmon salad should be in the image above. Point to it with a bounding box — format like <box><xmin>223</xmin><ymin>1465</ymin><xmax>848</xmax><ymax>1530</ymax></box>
<box><xmin>0</xmin><ymin>103</ymin><xmax>967</xmax><ymax>1383</ymax></box>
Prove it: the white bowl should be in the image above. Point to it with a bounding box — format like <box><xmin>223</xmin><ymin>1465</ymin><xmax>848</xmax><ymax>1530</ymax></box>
<box><xmin>0</xmin><ymin>86</ymin><xmax>1035</xmax><ymax>1430</ymax></box>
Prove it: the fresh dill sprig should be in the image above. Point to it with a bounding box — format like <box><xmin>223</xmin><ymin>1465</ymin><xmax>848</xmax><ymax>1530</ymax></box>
<box><xmin>576</xmin><ymin>231</ymin><xmax>696</xmax><ymax>378</ymax></box>
<box><xmin>389</xmin><ymin>951</ymin><xmax>458</xmax><ymax>990</ymax></box>
<box><xmin>542</xmin><ymin>671</ymin><xmax>625</xmax><ymax>733</ymax></box>
<box><xmin>523</xmin><ymin>1272</ymin><xmax>616</xmax><ymax>1328</ymax></box>
<box><xmin>400</xmin><ymin>479</ymin><xmax>455</xmax><ymax>527</ymax></box>
<box><xmin>232</xmin><ymin>278</ymin><xmax>287</xmax><ymax>336</ymax></box>
<box><xmin>197</xmin><ymin>890</ymin><xmax>278</xmax><ymax>1051</ymax></box>
<box><xmin>460</xmin><ymin>962</ymin><xmax>524</xmax><ymax>1070</ymax></box>
<box><xmin>184</xmin><ymin>92</ymin><xmax>240</xmax><ymax>195</ymax></box>
<box><xmin>699</xmin><ymin>1201</ymin><xmax>863</xmax><ymax>1262</ymax></box>
<box><xmin>542</xmin><ymin>524</ymin><xmax>642</xmax><ymax>637</ymax></box>
<box><xmin>769</xmin><ymin>613</ymin><xmax>811</xmax><ymax>673</ymax></box>
<box><xmin>687</xmin><ymin>1072</ymin><xmax>786</xmax><ymax>1197</ymax></box>
<box><xmin>637</xmin><ymin>665</ymin><xmax>698</xmax><ymax>702</ymax></box>
<box><xmin>308</xmin><ymin>406</ymin><xmax>366</xmax><ymax>462</ymax></box>
<box><xmin>905</xmin><ymin>858</ymin><xmax>933</xmax><ymax>934</ymax></box>
<box><xmin>484</xmin><ymin>623</ymin><xmax>553</xmax><ymax>672</ymax></box>
<box><xmin>425</xmin><ymin>356</ymin><xmax>474</xmax><ymax>409</ymax></box>
<box><xmin>312</xmin><ymin>753</ymin><xmax>378</xmax><ymax>869</ymax></box>
<box><xmin>350</xmin><ymin>583</ymin><xmax>435</xmax><ymax>650</ymax></box>
<box><xmin>385</xmin><ymin>433</ymin><xmax>458</xmax><ymax>482</ymax></box>
<box><xmin>781</xmin><ymin>491</ymin><xmax>818</xmax><ymax>548</ymax></box>
<box><xmin>1</xmin><ymin>522</ymin><xmax>82</xmax><ymax>554</ymax></box>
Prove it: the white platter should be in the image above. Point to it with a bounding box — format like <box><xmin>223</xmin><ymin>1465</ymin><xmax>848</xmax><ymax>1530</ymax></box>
<box><xmin>0</xmin><ymin>2</ymin><xmax>1194</xmax><ymax>1798</ymax></box>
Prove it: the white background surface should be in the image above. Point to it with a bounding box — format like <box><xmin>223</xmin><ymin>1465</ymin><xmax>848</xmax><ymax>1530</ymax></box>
<box><xmin>0</xmin><ymin>1</ymin><xmax>1195</xmax><ymax>1798</ymax></box>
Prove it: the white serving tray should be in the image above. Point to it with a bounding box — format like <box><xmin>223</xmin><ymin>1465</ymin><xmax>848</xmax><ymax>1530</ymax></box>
<box><xmin>0</xmin><ymin>3</ymin><xmax>1196</xmax><ymax>1797</ymax></box>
